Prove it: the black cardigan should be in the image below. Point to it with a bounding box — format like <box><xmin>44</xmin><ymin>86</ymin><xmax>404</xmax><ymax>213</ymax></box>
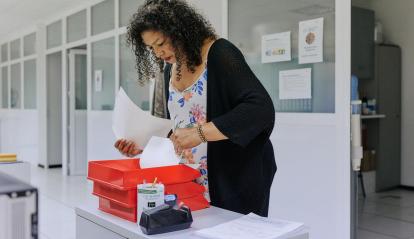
<box><xmin>164</xmin><ymin>39</ymin><xmax>276</xmax><ymax>216</ymax></box>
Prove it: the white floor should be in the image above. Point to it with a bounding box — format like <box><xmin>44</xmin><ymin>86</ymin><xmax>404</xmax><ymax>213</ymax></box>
<box><xmin>29</xmin><ymin>165</ymin><xmax>96</xmax><ymax>239</ymax></box>
<box><xmin>27</xmin><ymin>163</ymin><xmax>414</xmax><ymax>239</ymax></box>
<box><xmin>358</xmin><ymin>189</ymin><xmax>414</xmax><ymax>239</ymax></box>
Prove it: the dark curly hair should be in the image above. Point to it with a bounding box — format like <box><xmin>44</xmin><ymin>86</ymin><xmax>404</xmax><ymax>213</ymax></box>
<box><xmin>127</xmin><ymin>0</ymin><xmax>217</xmax><ymax>84</ymax></box>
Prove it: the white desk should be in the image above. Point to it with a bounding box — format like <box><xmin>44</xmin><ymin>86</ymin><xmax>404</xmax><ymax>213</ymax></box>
<box><xmin>76</xmin><ymin>204</ymin><xmax>308</xmax><ymax>239</ymax></box>
<box><xmin>0</xmin><ymin>161</ymin><xmax>30</xmax><ymax>183</ymax></box>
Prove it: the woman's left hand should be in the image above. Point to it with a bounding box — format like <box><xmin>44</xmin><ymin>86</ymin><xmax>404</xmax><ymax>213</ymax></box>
<box><xmin>170</xmin><ymin>127</ymin><xmax>202</xmax><ymax>155</ymax></box>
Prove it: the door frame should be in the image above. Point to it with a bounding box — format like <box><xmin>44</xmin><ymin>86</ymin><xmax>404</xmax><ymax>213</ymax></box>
<box><xmin>63</xmin><ymin>48</ymin><xmax>87</xmax><ymax>175</ymax></box>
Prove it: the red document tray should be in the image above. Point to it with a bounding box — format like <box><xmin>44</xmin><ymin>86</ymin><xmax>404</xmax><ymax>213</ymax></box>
<box><xmin>99</xmin><ymin>197</ymin><xmax>137</xmax><ymax>222</ymax></box>
<box><xmin>93</xmin><ymin>181</ymin><xmax>206</xmax><ymax>208</ymax></box>
<box><xmin>88</xmin><ymin>158</ymin><xmax>201</xmax><ymax>190</ymax></box>
<box><xmin>178</xmin><ymin>194</ymin><xmax>210</xmax><ymax>211</ymax></box>
<box><xmin>98</xmin><ymin>193</ymin><xmax>209</xmax><ymax>223</ymax></box>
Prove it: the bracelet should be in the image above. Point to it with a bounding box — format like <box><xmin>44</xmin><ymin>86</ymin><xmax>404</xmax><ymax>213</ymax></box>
<box><xmin>197</xmin><ymin>124</ymin><xmax>208</xmax><ymax>143</ymax></box>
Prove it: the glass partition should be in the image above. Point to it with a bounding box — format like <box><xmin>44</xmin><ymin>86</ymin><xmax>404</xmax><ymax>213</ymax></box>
<box><xmin>1</xmin><ymin>66</ymin><xmax>8</xmax><ymax>108</ymax></box>
<box><xmin>10</xmin><ymin>39</ymin><xmax>21</xmax><ymax>60</ymax></box>
<box><xmin>91</xmin><ymin>37</ymin><xmax>115</xmax><ymax>110</ymax></box>
<box><xmin>67</xmin><ymin>10</ymin><xmax>87</xmax><ymax>43</ymax></box>
<box><xmin>229</xmin><ymin>0</ymin><xmax>335</xmax><ymax>113</ymax></box>
<box><xmin>10</xmin><ymin>63</ymin><xmax>21</xmax><ymax>109</ymax></box>
<box><xmin>1</xmin><ymin>43</ymin><xmax>7</xmax><ymax>63</ymax></box>
<box><xmin>119</xmin><ymin>0</ymin><xmax>144</xmax><ymax>27</ymax></box>
<box><xmin>74</xmin><ymin>54</ymin><xmax>87</xmax><ymax>110</ymax></box>
<box><xmin>24</xmin><ymin>59</ymin><xmax>37</xmax><ymax>109</ymax></box>
<box><xmin>92</xmin><ymin>0</ymin><xmax>115</xmax><ymax>35</ymax></box>
<box><xmin>47</xmin><ymin>20</ymin><xmax>62</xmax><ymax>49</ymax></box>
<box><xmin>23</xmin><ymin>33</ymin><xmax>36</xmax><ymax>56</ymax></box>
<box><xmin>119</xmin><ymin>34</ymin><xmax>149</xmax><ymax>110</ymax></box>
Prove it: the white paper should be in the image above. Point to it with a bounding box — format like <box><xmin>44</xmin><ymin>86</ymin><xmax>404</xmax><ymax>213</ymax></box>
<box><xmin>279</xmin><ymin>68</ymin><xmax>312</xmax><ymax>100</ymax></box>
<box><xmin>194</xmin><ymin>213</ymin><xmax>304</xmax><ymax>239</ymax></box>
<box><xmin>299</xmin><ymin>17</ymin><xmax>324</xmax><ymax>64</ymax></box>
<box><xmin>94</xmin><ymin>70</ymin><xmax>103</xmax><ymax>92</ymax></box>
<box><xmin>112</xmin><ymin>88</ymin><xmax>172</xmax><ymax>148</ymax></box>
<box><xmin>140</xmin><ymin>136</ymin><xmax>180</xmax><ymax>169</ymax></box>
<box><xmin>262</xmin><ymin>31</ymin><xmax>291</xmax><ymax>63</ymax></box>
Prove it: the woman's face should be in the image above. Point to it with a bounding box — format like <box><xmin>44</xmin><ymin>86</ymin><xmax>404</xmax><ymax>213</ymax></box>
<box><xmin>142</xmin><ymin>30</ymin><xmax>176</xmax><ymax>64</ymax></box>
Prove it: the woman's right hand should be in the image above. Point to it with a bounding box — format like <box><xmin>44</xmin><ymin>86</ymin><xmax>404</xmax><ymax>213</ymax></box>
<box><xmin>114</xmin><ymin>139</ymin><xmax>143</xmax><ymax>157</ymax></box>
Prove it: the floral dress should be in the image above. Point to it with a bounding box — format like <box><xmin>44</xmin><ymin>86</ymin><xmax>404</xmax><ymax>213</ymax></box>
<box><xmin>168</xmin><ymin>68</ymin><xmax>210</xmax><ymax>202</ymax></box>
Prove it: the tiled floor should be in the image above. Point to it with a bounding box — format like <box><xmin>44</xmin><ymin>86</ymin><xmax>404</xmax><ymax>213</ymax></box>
<box><xmin>27</xmin><ymin>164</ymin><xmax>414</xmax><ymax>239</ymax></box>
<box><xmin>358</xmin><ymin>189</ymin><xmax>414</xmax><ymax>239</ymax></box>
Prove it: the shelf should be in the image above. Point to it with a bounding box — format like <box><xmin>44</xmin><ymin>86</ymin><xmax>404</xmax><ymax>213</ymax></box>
<box><xmin>361</xmin><ymin>114</ymin><xmax>386</xmax><ymax>120</ymax></box>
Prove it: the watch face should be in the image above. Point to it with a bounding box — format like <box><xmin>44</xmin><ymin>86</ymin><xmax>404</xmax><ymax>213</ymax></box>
<box><xmin>305</xmin><ymin>32</ymin><xmax>316</xmax><ymax>45</ymax></box>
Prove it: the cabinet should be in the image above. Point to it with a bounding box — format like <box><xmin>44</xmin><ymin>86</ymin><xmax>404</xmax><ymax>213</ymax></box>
<box><xmin>352</xmin><ymin>7</ymin><xmax>401</xmax><ymax>192</ymax></box>
<box><xmin>352</xmin><ymin>7</ymin><xmax>375</xmax><ymax>80</ymax></box>
<box><xmin>359</xmin><ymin>44</ymin><xmax>401</xmax><ymax>191</ymax></box>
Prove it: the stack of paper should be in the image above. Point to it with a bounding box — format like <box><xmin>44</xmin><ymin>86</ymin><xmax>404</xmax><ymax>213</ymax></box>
<box><xmin>139</xmin><ymin>136</ymin><xmax>180</xmax><ymax>168</ymax></box>
<box><xmin>112</xmin><ymin>88</ymin><xmax>172</xmax><ymax>148</ymax></box>
<box><xmin>194</xmin><ymin>213</ymin><xmax>305</xmax><ymax>239</ymax></box>
<box><xmin>0</xmin><ymin>154</ymin><xmax>17</xmax><ymax>163</ymax></box>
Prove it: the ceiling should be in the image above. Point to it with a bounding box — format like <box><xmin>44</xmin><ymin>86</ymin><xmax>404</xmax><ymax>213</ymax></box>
<box><xmin>0</xmin><ymin>0</ymin><xmax>92</xmax><ymax>41</ymax></box>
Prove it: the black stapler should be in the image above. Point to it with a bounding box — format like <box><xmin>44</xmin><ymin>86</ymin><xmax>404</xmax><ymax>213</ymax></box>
<box><xmin>139</xmin><ymin>203</ymin><xmax>193</xmax><ymax>235</ymax></box>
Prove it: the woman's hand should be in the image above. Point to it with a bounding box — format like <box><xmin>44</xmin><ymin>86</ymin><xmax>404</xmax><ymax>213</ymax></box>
<box><xmin>170</xmin><ymin>127</ymin><xmax>202</xmax><ymax>156</ymax></box>
<box><xmin>114</xmin><ymin>139</ymin><xmax>143</xmax><ymax>157</ymax></box>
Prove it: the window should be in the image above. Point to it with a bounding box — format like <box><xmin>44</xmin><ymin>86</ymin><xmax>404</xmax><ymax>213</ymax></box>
<box><xmin>47</xmin><ymin>20</ymin><xmax>62</xmax><ymax>49</ymax></box>
<box><xmin>23</xmin><ymin>33</ymin><xmax>36</xmax><ymax>56</ymax></box>
<box><xmin>91</xmin><ymin>37</ymin><xmax>115</xmax><ymax>110</ymax></box>
<box><xmin>24</xmin><ymin>60</ymin><xmax>37</xmax><ymax>109</ymax></box>
<box><xmin>67</xmin><ymin>10</ymin><xmax>87</xmax><ymax>43</ymax></box>
<box><xmin>92</xmin><ymin>0</ymin><xmax>115</xmax><ymax>35</ymax></box>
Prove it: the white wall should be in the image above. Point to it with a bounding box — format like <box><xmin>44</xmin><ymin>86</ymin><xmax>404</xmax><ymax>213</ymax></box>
<box><xmin>250</xmin><ymin>0</ymin><xmax>351</xmax><ymax>238</ymax></box>
<box><xmin>0</xmin><ymin>110</ymin><xmax>38</xmax><ymax>164</ymax></box>
<box><xmin>352</xmin><ymin>0</ymin><xmax>414</xmax><ymax>186</ymax></box>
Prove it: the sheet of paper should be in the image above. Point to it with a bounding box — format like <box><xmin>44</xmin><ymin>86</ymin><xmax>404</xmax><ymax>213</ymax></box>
<box><xmin>299</xmin><ymin>17</ymin><xmax>324</xmax><ymax>64</ymax></box>
<box><xmin>262</xmin><ymin>32</ymin><xmax>292</xmax><ymax>63</ymax></box>
<box><xmin>194</xmin><ymin>213</ymin><xmax>304</xmax><ymax>239</ymax></box>
<box><xmin>279</xmin><ymin>68</ymin><xmax>312</xmax><ymax>100</ymax></box>
<box><xmin>140</xmin><ymin>136</ymin><xmax>180</xmax><ymax>168</ymax></box>
<box><xmin>262</xmin><ymin>31</ymin><xmax>291</xmax><ymax>63</ymax></box>
<box><xmin>112</xmin><ymin>88</ymin><xmax>172</xmax><ymax>148</ymax></box>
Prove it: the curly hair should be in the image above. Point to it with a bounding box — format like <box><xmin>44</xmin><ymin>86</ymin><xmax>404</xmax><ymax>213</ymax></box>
<box><xmin>127</xmin><ymin>0</ymin><xmax>217</xmax><ymax>84</ymax></box>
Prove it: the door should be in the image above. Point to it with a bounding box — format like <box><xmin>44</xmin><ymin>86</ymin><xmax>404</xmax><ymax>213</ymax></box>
<box><xmin>376</xmin><ymin>45</ymin><xmax>401</xmax><ymax>191</ymax></box>
<box><xmin>45</xmin><ymin>52</ymin><xmax>63</xmax><ymax>168</ymax></box>
<box><xmin>67</xmin><ymin>49</ymin><xmax>87</xmax><ymax>175</ymax></box>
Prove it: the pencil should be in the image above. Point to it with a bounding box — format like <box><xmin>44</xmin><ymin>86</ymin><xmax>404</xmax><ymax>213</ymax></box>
<box><xmin>152</xmin><ymin>177</ymin><xmax>158</xmax><ymax>187</ymax></box>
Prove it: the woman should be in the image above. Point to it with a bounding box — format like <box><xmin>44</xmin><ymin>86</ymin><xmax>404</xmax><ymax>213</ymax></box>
<box><xmin>115</xmin><ymin>0</ymin><xmax>276</xmax><ymax>216</ymax></box>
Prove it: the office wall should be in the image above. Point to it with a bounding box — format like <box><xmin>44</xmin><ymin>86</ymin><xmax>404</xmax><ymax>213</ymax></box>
<box><xmin>227</xmin><ymin>0</ymin><xmax>351</xmax><ymax>237</ymax></box>
<box><xmin>0</xmin><ymin>30</ymin><xmax>39</xmax><ymax>165</ymax></box>
<box><xmin>352</xmin><ymin>0</ymin><xmax>414</xmax><ymax>186</ymax></box>
<box><xmin>0</xmin><ymin>110</ymin><xmax>38</xmax><ymax>163</ymax></box>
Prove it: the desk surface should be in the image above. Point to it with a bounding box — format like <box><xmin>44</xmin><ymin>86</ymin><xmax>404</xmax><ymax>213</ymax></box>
<box><xmin>76</xmin><ymin>204</ymin><xmax>308</xmax><ymax>239</ymax></box>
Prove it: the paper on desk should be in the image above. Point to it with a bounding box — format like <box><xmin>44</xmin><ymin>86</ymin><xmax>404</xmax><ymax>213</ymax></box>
<box><xmin>112</xmin><ymin>88</ymin><xmax>172</xmax><ymax>148</ymax></box>
<box><xmin>194</xmin><ymin>213</ymin><xmax>304</xmax><ymax>239</ymax></box>
<box><xmin>140</xmin><ymin>136</ymin><xmax>180</xmax><ymax>168</ymax></box>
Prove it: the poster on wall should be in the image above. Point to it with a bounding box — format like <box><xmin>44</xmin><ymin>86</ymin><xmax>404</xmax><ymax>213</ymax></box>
<box><xmin>261</xmin><ymin>31</ymin><xmax>291</xmax><ymax>63</ymax></box>
<box><xmin>298</xmin><ymin>17</ymin><xmax>324</xmax><ymax>64</ymax></box>
<box><xmin>279</xmin><ymin>68</ymin><xmax>312</xmax><ymax>100</ymax></box>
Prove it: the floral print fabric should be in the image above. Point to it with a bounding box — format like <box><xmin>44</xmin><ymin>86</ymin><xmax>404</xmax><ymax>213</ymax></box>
<box><xmin>168</xmin><ymin>68</ymin><xmax>210</xmax><ymax>201</ymax></box>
